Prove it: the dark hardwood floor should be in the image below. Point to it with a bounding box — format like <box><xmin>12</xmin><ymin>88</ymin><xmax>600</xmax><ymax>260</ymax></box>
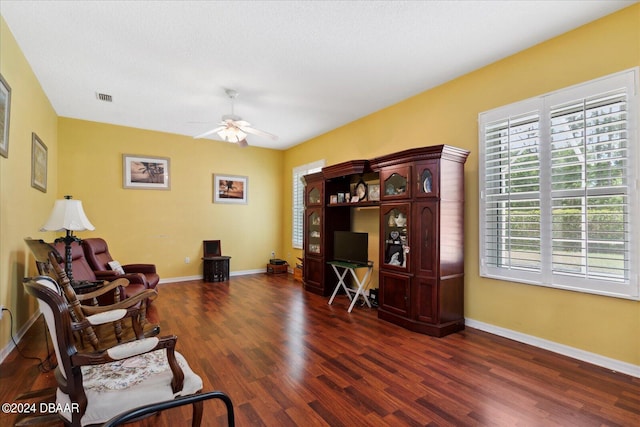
<box><xmin>1</xmin><ymin>273</ymin><xmax>639</xmax><ymax>426</ymax></box>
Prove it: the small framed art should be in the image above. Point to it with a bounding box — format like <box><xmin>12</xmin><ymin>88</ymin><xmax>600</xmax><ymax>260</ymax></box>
<box><xmin>368</xmin><ymin>184</ymin><xmax>381</xmax><ymax>201</ymax></box>
<box><xmin>0</xmin><ymin>74</ymin><xmax>11</xmax><ymax>158</ymax></box>
<box><xmin>31</xmin><ymin>133</ymin><xmax>47</xmax><ymax>192</ymax></box>
<box><xmin>355</xmin><ymin>180</ymin><xmax>368</xmax><ymax>201</ymax></box>
<box><xmin>214</xmin><ymin>174</ymin><xmax>248</xmax><ymax>204</ymax></box>
<box><xmin>123</xmin><ymin>154</ymin><xmax>170</xmax><ymax>190</ymax></box>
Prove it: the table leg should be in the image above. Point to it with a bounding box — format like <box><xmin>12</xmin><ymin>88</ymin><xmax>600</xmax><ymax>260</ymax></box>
<box><xmin>328</xmin><ymin>265</ymin><xmax>351</xmax><ymax>306</ymax></box>
<box><xmin>347</xmin><ymin>266</ymin><xmax>372</xmax><ymax>313</ymax></box>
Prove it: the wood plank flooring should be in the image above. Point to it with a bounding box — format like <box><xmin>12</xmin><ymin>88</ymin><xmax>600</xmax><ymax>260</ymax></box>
<box><xmin>1</xmin><ymin>273</ymin><xmax>638</xmax><ymax>426</ymax></box>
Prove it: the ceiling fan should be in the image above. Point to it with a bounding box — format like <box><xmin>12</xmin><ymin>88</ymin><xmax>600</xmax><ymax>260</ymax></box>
<box><xmin>194</xmin><ymin>89</ymin><xmax>278</xmax><ymax>147</ymax></box>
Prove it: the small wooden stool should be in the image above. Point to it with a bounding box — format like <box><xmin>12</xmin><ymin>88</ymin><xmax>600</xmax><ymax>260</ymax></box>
<box><xmin>203</xmin><ymin>256</ymin><xmax>231</xmax><ymax>282</ymax></box>
<box><xmin>267</xmin><ymin>262</ymin><xmax>288</xmax><ymax>274</ymax></box>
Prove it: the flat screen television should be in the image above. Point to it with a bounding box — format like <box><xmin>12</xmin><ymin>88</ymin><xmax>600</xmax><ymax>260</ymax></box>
<box><xmin>333</xmin><ymin>231</ymin><xmax>369</xmax><ymax>266</ymax></box>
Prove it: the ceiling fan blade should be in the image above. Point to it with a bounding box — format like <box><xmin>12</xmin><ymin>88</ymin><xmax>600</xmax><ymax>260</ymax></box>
<box><xmin>237</xmin><ymin>139</ymin><xmax>249</xmax><ymax>148</ymax></box>
<box><xmin>193</xmin><ymin>126</ymin><xmax>226</xmax><ymax>139</ymax></box>
<box><xmin>238</xmin><ymin>125</ymin><xmax>278</xmax><ymax>140</ymax></box>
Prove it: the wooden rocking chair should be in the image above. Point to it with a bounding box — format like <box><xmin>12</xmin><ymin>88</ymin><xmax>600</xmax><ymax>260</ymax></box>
<box><xmin>23</xmin><ymin>276</ymin><xmax>212</xmax><ymax>427</ymax></box>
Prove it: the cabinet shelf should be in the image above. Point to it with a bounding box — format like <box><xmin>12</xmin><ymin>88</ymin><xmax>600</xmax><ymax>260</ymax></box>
<box><xmin>327</xmin><ymin>201</ymin><xmax>379</xmax><ymax>208</ymax></box>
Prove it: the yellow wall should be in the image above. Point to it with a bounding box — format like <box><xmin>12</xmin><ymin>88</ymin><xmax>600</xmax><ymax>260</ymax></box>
<box><xmin>0</xmin><ymin>17</ymin><xmax>59</xmax><ymax>348</ymax></box>
<box><xmin>283</xmin><ymin>4</ymin><xmax>640</xmax><ymax>365</ymax></box>
<box><xmin>57</xmin><ymin>118</ymin><xmax>284</xmax><ymax>276</ymax></box>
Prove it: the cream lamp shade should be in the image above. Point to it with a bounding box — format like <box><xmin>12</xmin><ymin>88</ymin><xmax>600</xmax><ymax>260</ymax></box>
<box><xmin>40</xmin><ymin>195</ymin><xmax>94</xmax><ymax>281</ymax></box>
<box><xmin>41</xmin><ymin>197</ymin><xmax>95</xmax><ymax>232</ymax></box>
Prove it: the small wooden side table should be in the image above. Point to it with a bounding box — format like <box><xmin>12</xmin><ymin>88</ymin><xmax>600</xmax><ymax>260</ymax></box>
<box><xmin>267</xmin><ymin>262</ymin><xmax>288</xmax><ymax>274</ymax></box>
<box><xmin>202</xmin><ymin>256</ymin><xmax>231</xmax><ymax>282</ymax></box>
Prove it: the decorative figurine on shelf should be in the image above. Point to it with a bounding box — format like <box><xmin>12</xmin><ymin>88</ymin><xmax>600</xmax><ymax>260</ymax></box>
<box><xmin>386</xmin><ymin>183</ymin><xmax>395</xmax><ymax>195</ymax></box>
<box><xmin>388</xmin><ymin>251</ymin><xmax>402</xmax><ymax>266</ymax></box>
<box><xmin>385</xmin><ymin>243</ymin><xmax>404</xmax><ymax>266</ymax></box>
<box><xmin>394</xmin><ymin>212</ymin><xmax>407</xmax><ymax>227</ymax></box>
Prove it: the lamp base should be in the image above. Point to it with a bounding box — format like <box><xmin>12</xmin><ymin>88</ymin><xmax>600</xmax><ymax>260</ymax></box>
<box><xmin>54</xmin><ymin>232</ymin><xmax>82</xmax><ymax>282</ymax></box>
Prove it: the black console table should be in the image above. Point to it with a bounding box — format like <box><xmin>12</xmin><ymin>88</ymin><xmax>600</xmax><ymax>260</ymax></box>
<box><xmin>202</xmin><ymin>256</ymin><xmax>231</xmax><ymax>282</ymax></box>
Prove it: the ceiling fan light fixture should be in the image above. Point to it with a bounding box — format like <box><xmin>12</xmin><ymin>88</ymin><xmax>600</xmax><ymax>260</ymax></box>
<box><xmin>194</xmin><ymin>88</ymin><xmax>277</xmax><ymax>145</ymax></box>
<box><xmin>217</xmin><ymin>127</ymin><xmax>247</xmax><ymax>143</ymax></box>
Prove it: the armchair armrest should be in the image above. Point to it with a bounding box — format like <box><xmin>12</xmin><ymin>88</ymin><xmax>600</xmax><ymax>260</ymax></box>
<box><xmin>74</xmin><ymin>289</ymin><xmax>158</xmax><ymax>342</ymax></box>
<box><xmin>70</xmin><ymin>334</ymin><xmax>185</xmax><ymax>393</ymax></box>
<box><xmin>123</xmin><ymin>264</ymin><xmax>157</xmax><ymax>274</ymax></box>
<box><xmin>71</xmin><ymin>301</ymin><xmax>151</xmax><ymax>342</ymax></box>
<box><xmin>106</xmin><ymin>336</ymin><xmax>161</xmax><ymax>359</ymax></box>
<box><xmin>80</xmin><ymin>289</ymin><xmax>157</xmax><ymax>316</ymax></box>
<box><xmin>95</xmin><ymin>270</ymin><xmax>147</xmax><ymax>286</ymax></box>
<box><xmin>85</xmin><ymin>309</ymin><xmax>128</xmax><ymax>326</ymax></box>
<box><xmin>75</xmin><ymin>278</ymin><xmax>129</xmax><ymax>303</ymax></box>
<box><xmin>94</xmin><ymin>270</ymin><xmax>119</xmax><ymax>279</ymax></box>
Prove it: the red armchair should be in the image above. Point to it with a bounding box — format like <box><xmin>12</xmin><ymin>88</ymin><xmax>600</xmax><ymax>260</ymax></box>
<box><xmin>52</xmin><ymin>241</ymin><xmax>159</xmax><ymax>324</ymax></box>
<box><xmin>82</xmin><ymin>237</ymin><xmax>159</xmax><ymax>290</ymax></box>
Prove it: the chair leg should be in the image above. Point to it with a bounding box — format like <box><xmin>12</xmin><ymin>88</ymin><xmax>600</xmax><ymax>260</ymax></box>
<box><xmin>191</xmin><ymin>400</ymin><xmax>204</xmax><ymax>427</ymax></box>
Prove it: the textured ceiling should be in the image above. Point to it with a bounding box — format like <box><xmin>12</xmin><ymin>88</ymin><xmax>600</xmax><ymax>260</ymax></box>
<box><xmin>1</xmin><ymin>1</ymin><xmax>634</xmax><ymax>149</ymax></box>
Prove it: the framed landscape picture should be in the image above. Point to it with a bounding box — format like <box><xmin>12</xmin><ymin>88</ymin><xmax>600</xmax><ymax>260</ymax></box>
<box><xmin>214</xmin><ymin>174</ymin><xmax>247</xmax><ymax>204</ymax></box>
<box><xmin>31</xmin><ymin>133</ymin><xmax>47</xmax><ymax>192</ymax></box>
<box><xmin>0</xmin><ymin>74</ymin><xmax>11</xmax><ymax>158</ymax></box>
<box><xmin>123</xmin><ymin>154</ymin><xmax>170</xmax><ymax>190</ymax></box>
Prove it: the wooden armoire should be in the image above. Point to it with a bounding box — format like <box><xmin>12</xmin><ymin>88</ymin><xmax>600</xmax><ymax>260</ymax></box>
<box><xmin>303</xmin><ymin>145</ymin><xmax>469</xmax><ymax>337</ymax></box>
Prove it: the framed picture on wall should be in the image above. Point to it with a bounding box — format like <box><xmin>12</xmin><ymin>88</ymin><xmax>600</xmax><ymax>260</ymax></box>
<box><xmin>31</xmin><ymin>133</ymin><xmax>47</xmax><ymax>192</ymax></box>
<box><xmin>123</xmin><ymin>154</ymin><xmax>170</xmax><ymax>190</ymax></box>
<box><xmin>0</xmin><ymin>74</ymin><xmax>11</xmax><ymax>158</ymax></box>
<box><xmin>214</xmin><ymin>174</ymin><xmax>248</xmax><ymax>204</ymax></box>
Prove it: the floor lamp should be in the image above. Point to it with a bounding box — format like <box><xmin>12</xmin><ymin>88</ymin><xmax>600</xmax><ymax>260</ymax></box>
<box><xmin>40</xmin><ymin>195</ymin><xmax>95</xmax><ymax>281</ymax></box>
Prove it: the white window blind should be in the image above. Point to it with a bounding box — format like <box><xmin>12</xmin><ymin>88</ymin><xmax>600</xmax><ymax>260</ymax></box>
<box><xmin>483</xmin><ymin>110</ymin><xmax>542</xmax><ymax>274</ymax></box>
<box><xmin>479</xmin><ymin>68</ymin><xmax>639</xmax><ymax>300</ymax></box>
<box><xmin>292</xmin><ymin>160</ymin><xmax>324</xmax><ymax>249</ymax></box>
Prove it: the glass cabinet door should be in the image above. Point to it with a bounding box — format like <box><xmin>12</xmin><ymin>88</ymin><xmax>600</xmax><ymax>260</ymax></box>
<box><xmin>416</xmin><ymin>160</ymin><xmax>439</xmax><ymax>198</ymax></box>
<box><xmin>306</xmin><ymin>185</ymin><xmax>322</xmax><ymax>206</ymax></box>
<box><xmin>380</xmin><ymin>164</ymin><xmax>412</xmax><ymax>200</ymax></box>
<box><xmin>382</xmin><ymin>204</ymin><xmax>410</xmax><ymax>271</ymax></box>
<box><xmin>306</xmin><ymin>209</ymin><xmax>322</xmax><ymax>256</ymax></box>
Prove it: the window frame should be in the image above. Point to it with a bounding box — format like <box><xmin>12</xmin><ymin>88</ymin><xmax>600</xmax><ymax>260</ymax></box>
<box><xmin>292</xmin><ymin>160</ymin><xmax>324</xmax><ymax>249</ymax></box>
<box><xmin>479</xmin><ymin>68</ymin><xmax>639</xmax><ymax>300</ymax></box>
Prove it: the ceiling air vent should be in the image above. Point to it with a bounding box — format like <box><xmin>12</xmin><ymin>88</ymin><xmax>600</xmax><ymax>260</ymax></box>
<box><xmin>96</xmin><ymin>92</ymin><xmax>113</xmax><ymax>102</ymax></box>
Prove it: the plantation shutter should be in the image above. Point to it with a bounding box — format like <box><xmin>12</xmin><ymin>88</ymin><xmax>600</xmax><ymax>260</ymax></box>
<box><xmin>292</xmin><ymin>161</ymin><xmax>324</xmax><ymax>248</ymax></box>
<box><xmin>482</xmin><ymin>111</ymin><xmax>542</xmax><ymax>273</ymax></box>
<box><xmin>549</xmin><ymin>90</ymin><xmax>629</xmax><ymax>282</ymax></box>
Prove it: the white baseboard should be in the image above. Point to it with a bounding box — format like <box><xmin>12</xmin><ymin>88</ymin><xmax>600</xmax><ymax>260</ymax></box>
<box><xmin>232</xmin><ymin>269</ymin><xmax>269</xmax><ymax>276</ymax></box>
<box><xmin>465</xmin><ymin>318</ymin><xmax>640</xmax><ymax>378</ymax></box>
<box><xmin>0</xmin><ymin>310</ymin><xmax>42</xmax><ymax>365</ymax></box>
<box><xmin>159</xmin><ymin>269</ymin><xmax>272</xmax><ymax>284</ymax></box>
<box><xmin>159</xmin><ymin>275</ymin><xmax>202</xmax><ymax>284</ymax></box>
